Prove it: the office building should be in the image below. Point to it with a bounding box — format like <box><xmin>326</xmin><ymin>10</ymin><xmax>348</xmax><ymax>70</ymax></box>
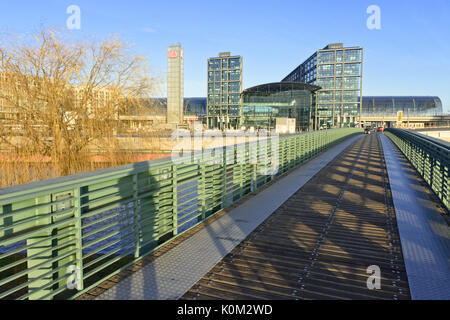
<box><xmin>241</xmin><ymin>82</ymin><xmax>319</xmax><ymax>132</ymax></box>
<box><xmin>207</xmin><ymin>52</ymin><xmax>242</xmax><ymax>130</ymax></box>
<box><xmin>283</xmin><ymin>43</ymin><xmax>363</xmax><ymax>129</ymax></box>
<box><xmin>167</xmin><ymin>44</ymin><xmax>184</xmax><ymax>124</ymax></box>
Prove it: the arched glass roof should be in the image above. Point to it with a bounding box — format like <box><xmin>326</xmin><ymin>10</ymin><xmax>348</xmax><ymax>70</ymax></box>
<box><xmin>242</xmin><ymin>82</ymin><xmax>321</xmax><ymax>96</ymax></box>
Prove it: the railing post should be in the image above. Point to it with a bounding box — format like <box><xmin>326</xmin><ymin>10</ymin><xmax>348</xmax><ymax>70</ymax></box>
<box><xmin>300</xmin><ymin>135</ymin><xmax>305</xmax><ymax>163</ymax></box>
<box><xmin>252</xmin><ymin>143</ymin><xmax>258</xmax><ymax>192</ymax></box>
<box><xmin>239</xmin><ymin>143</ymin><xmax>247</xmax><ymax>198</ymax></box>
<box><xmin>443</xmin><ymin>161</ymin><xmax>449</xmax><ymax>208</ymax></box>
<box><xmin>430</xmin><ymin>154</ymin><xmax>436</xmax><ymax>193</ymax></box>
<box><xmin>319</xmin><ymin>131</ymin><xmax>322</xmax><ymax>152</ymax></box>
<box><xmin>199</xmin><ymin>162</ymin><xmax>206</xmax><ymax>221</ymax></box>
<box><xmin>172</xmin><ymin>165</ymin><xmax>178</xmax><ymax>236</ymax></box>
<box><xmin>289</xmin><ymin>136</ymin><xmax>294</xmax><ymax>169</ymax></box>
<box><xmin>221</xmin><ymin>146</ymin><xmax>228</xmax><ymax>209</ymax></box>
<box><xmin>132</xmin><ymin>174</ymin><xmax>140</xmax><ymax>258</ymax></box>
<box><xmin>27</xmin><ymin>194</ymin><xmax>53</xmax><ymax>300</ymax></box>
<box><xmin>73</xmin><ymin>187</ymin><xmax>84</xmax><ymax>291</ymax></box>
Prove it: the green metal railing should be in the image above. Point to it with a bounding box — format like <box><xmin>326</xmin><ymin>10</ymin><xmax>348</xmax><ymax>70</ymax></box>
<box><xmin>385</xmin><ymin>128</ymin><xmax>450</xmax><ymax>211</ymax></box>
<box><xmin>0</xmin><ymin>128</ymin><xmax>361</xmax><ymax>300</ymax></box>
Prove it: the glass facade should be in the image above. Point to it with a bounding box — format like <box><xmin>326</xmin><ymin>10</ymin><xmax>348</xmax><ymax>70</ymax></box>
<box><xmin>362</xmin><ymin>97</ymin><xmax>443</xmax><ymax>116</ymax></box>
<box><xmin>207</xmin><ymin>52</ymin><xmax>242</xmax><ymax>129</ymax></box>
<box><xmin>151</xmin><ymin>98</ymin><xmax>207</xmax><ymax>116</ymax></box>
<box><xmin>241</xmin><ymin>82</ymin><xmax>319</xmax><ymax>132</ymax></box>
<box><xmin>282</xmin><ymin>43</ymin><xmax>363</xmax><ymax>129</ymax></box>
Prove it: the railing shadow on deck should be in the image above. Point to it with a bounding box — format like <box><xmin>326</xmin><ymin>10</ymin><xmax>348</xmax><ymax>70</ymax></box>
<box><xmin>194</xmin><ymin>135</ymin><xmax>409</xmax><ymax>300</ymax></box>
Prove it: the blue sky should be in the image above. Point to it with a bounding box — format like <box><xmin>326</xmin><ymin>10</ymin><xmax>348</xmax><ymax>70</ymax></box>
<box><xmin>1</xmin><ymin>0</ymin><xmax>449</xmax><ymax>111</ymax></box>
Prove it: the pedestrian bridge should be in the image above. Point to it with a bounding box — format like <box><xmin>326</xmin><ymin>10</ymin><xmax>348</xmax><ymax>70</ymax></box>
<box><xmin>0</xmin><ymin>129</ymin><xmax>448</xmax><ymax>300</ymax></box>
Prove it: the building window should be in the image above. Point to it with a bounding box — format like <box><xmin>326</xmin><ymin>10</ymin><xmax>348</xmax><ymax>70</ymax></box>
<box><xmin>229</xmin><ymin>70</ymin><xmax>240</xmax><ymax>81</ymax></box>
<box><xmin>318</xmin><ymin>65</ymin><xmax>334</xmax><ymax>77</ymax></box>
<box><xmin>229</xmin><ymin>58</ymin><xmax>240</xmax><ymax>69</ymax></box>
<box><xmin>209</xmin><ymin>59</ymin><xmax>220</xmax><ymax>70</ymax></box>
<box><xmin>229</xmin><ymin>94</ymin><xmax>240</xmax><ymax>104</ymax></box>
<box><xmin>344</xmin><ymin>49</ymin><xmax>361</xmax><ymax>62</ymax></box>
<box><xmin>214</xmin><ymin>83</ymin><xmax>220</xmax><ymax>94</ymax></box>
<box><xmin>336</xmin><ymin>64</ymin><xmax>343</xmax><ymax>76</ymax></box>
<box><xmin>229</xmin><ymin>105</ymin><xmax>240</xmax><ymax>116</ymax></box>
<box><xmin>343</xmin><ymin>90</ymin><xmax>360</xmax><ymax>102</ymax></box>
<box><xmin>318</xmin><ymin>51</ymin><xmax>335</xmax><ymax>64</ymax></box>
<box><xmin>343</xmin><ymin>103</ymin><xmax>360</xmax><ymax>116</ymax></box>
<box><xmin>317</xmin><ymin>104</ymin><xmax>333</xmax><ymax>116</ymax></box>
<box><xmin>229</xmin><ymin>82</ymin><xmax>240</xmax><ymax>93</ymax></box>
<box><xmin>343</xmin><ymin>77</ymin><xmax>360</xmax><ymax>89</ymax></box>
<box><xmin>318</xmin><ymin>91</ymin><xmax>334</xmax><ymax>103</ymax></box>
<box><xmin>317</xmin><ymin>78</ymin><xmax>334</xmax><ymax>89</ymax></box>
<box><xmin>336</xmin><ymin>51</ymin><xmax>343</xmax><ymax>62</ymax></box>
<box><xmin>344</xmin><ymin>63</ymin><xmax>361</xmax><ymax>76</ymax></box>
<box><xmin>221</xmin><ymin>82</ymin><xmax>228</xmax><ymax>92</ymax></box>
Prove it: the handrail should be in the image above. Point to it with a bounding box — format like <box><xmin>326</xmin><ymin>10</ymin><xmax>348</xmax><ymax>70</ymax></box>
<box><xmin>403</xmin><ymin>130</ymin><xmax>450</xmax><ymax>149</ymax></box>
<box><xmin>384</xmin><ymin>128</ymin><xmax>449</xmax><ymax>212</ymax></box>
<box><xmin>0</xmin><ymin>128</ymin><xmax>361</xmax><ymax>300</ymax></box>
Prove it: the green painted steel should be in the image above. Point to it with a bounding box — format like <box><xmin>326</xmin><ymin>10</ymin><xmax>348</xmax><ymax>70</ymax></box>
<box><xmin>384</xmin><ymin>129</ymin><xmax>450</xmax><ymax>211</ymax></box>
<box><xmin>0</xmin><ymin>128</ymin><xmax>361</xmax><ymax>300</ymax></box>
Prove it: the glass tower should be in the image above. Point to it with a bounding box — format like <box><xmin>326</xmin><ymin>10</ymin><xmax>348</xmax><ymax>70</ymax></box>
<box><xmin>283</xmin><ymin>43</ymin><xmax>363</xmax><ymax>130</ymax></box>
<box><xmin>207</xmin><ymin>52</ymin><xmax>242</xmax><ymax>130</ymax></box>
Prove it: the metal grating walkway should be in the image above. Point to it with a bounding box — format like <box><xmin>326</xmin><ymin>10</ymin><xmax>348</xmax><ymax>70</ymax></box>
<box><xmin>381</xmin><ymin>134</ymin><xmax>450</xmax><ymax>300</ymax></box>
<box><xmin>182</xmin><ymin>134</ymin><xmax>411</xmax><ymax>300</ymax></box>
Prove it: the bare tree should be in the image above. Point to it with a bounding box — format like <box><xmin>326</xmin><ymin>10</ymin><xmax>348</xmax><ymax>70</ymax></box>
<box><xmin>0</xmin><ymin>27</ymin><xmax>162</xmax><ymax>186</ymax></box>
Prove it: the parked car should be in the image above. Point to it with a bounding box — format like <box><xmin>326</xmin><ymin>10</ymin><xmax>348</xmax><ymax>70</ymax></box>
<box><xmin>377</xmin><ymin>127</ymin><xmax>384</xmax><ymax>132</ymax></box>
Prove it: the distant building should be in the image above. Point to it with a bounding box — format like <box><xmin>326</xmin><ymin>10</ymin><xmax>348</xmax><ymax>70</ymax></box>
<box><xmin>118</xmin><ymin>97</ymin><xmax>207</xmax><ymax>132</ymax></box>
<box><xmin>207</xmin><ymin>52</ymin><xmax>242</xmax><ymax>130</ymax></box>
<box><xmin>241</xmin><ymin>82</ymin><xmax>319</xmax><ymax>132</ymax></box>
<box><xmin>362</xmin><ymin>96</ymin><xmax>443</xmax><ymax>116</ymax></box>
<box><xmin>73</xmin><ymin>86</ymin><xmax>114</xmax><ymax>117</ymax></box>
<box><xmin>0</xmin><ymin>72</ymin><xmax>116</xmax><ymax>126</ymax></box>
<box><xmin>167</xmin><ymin>44</ymin><xmax>184</xmax><ymax>124</ymax></box>
<box><xmin>283</xmin><ymin>43</ymin><xmax>364</xmax><ymax>129</ymax></box>
<box><xmin>151</xmin><ymin>98</ymin><xmax>206</xmax><ymax>116</ymax></box>
<box><xmin>183</xmin><ymin>98</ymin><xmax>207</xmax><ymax>116</ymax></box>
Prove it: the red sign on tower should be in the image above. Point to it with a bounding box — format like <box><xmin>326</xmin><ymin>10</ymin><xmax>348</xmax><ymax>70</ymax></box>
<box><xmin>168</xmin><ymin>50</ymin><xmax>178</xmax><ymax>58</ymax></box>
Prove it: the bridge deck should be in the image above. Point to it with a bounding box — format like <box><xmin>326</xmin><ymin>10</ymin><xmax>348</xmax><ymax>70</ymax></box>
<box><xmin>181</xmin><ymin>135</ymin><xmax>411</xmax><ymax>300</ymax></box>
<box><xmin>89</xmin><ymin>134</ymin><xmax>449</xmax><ymax>301</ymax></box>
<box><xmin>381</xmin><ymin>135</ymin><xmax>450</xmax><ymax>299</ymax></box>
